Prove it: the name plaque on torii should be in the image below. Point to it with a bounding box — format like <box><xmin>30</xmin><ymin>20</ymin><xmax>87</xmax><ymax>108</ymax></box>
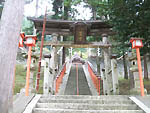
<box><xmin>73</xmin><ymin>22</ymin><xmax>87</xmax><ymax>44</ymax></box>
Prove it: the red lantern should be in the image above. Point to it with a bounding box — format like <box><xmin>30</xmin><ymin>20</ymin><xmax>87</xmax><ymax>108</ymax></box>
<box><xmin>25</xmin><ymin>35</ymin><xmax>37</xmax><ymax>47</ymax></box>
<box><xmin>19</xmin><ymin>32</ymin><xmax>25</xmax><ymax>47</ymax></box>
<box><xmin>130</xmin><ymin>38</ymin><xmax>143</xmax><ymax>49</ymax></box>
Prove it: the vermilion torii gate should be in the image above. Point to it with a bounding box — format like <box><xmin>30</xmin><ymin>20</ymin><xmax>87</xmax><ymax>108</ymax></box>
<box><xmin>29</xmin><ymin>17</ymin><xmax>117</xmax><ymax>95</ymax></box>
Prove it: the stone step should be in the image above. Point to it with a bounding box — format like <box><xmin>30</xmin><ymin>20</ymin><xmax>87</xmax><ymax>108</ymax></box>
<box><xmin>36</xmin><ymin>103</ymin><xmax>139</xmax><ymax>110</ymax></box>
<box><xmin>40</xmin><ymin>97</ymin><xmax>129</xmax><ymax>101</ymax></box>
<box><xmin>39</xmin><ymin>99</ymin><xmax>133</xmax><ymax>104</ymax></box>
<box><xmin>41</xmin><ymin>95</ymin><xmax>129</xmax><ymax>100</ymax></box>
<box><xmin>33</xmin><ymin>108</ymin><xmax>144</xmax><ymax>113</ymax></box>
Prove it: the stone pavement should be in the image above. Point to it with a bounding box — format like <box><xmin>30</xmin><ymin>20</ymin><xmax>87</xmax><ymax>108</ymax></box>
<box><xmin>13</xmin><ymin>93</ymin><xmax>35</xmax><ymax>113</ymax></box>
<box><xmin>136</xmin><ymin>95</ymin><xmax>150</xmax><ymax>108</ymax></box>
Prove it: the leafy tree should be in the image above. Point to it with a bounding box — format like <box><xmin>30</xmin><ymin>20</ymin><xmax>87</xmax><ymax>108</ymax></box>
<box><xmin>108</xmin><ymin>0</ymin><xmax>150</xmax><ymax>80</ymax></box>
<box><xmin>52</xmin><ymin>0</ymin><xmax>63</xmax><ymax>19</ymax></box>
<box><xmin>22</xmin><ymin>17</ymin><xmax>34</xmax><ymax>35</ymax></box>
<box><xmin>84</xmin><ymin>0</ymin><xmax>150</xmax><ymax>80</ymax></box>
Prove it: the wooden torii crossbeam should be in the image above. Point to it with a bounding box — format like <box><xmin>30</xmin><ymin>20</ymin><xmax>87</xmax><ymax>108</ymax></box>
<box><xmin>38</xmin><ymin>41</ymin><xmax>112</xmax><ymax>48</ymax></box>
<box><xmin>28</xmin><ymin>17</ymin><xmax>115</xmax><ymax>45</ymax></box>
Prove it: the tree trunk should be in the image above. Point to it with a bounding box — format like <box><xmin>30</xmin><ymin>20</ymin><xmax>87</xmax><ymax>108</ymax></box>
<box><xmin>92</xmin><ymin>7</ymin><xmax>96</xmax><ymax>20</ymax></box>
<box><xmin>144</xmin><ymin>54</ymin><xmax>148</xmax><ymax>80</ymax></box>
<box><xmin>123</xmin><ymin>51</ymin><xmax>128</xmax><ymax>79</ymax></box>
<box><xmin>0</xmin><ymin>0</ymin><xmax>24</xmax><ymax>113</ymax></box>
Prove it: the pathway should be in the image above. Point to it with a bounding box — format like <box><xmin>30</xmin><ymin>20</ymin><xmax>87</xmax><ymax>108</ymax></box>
<box><xmin>64</xmin><ymin>63</ymin><xmax>92</xmax><ymax>95</ymax></box>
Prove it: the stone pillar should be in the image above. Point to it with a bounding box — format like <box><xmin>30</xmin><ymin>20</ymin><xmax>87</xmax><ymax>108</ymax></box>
<box><xmin>50</xmin><ymin>33</ymin><xmax>58</xmax><ymax>94</ymax></box>
<box><xmin>51</xmin><ymin>33</ymin><xmax>58</xmax><ymax>74</ymax></box>
<box><xmin>60</xmin><ymin>36</ymin><xmax>63</xmax><ymax>67</ymax></box>
<box><xmin>101</xmin><ymin>68</ymin><xmax>107</xmax><ymax>95</ymax></box>
<box><xmin>102</xmin><ymin>34</ymin><xmax>113</xmax><ymax>95</ymax></box>
<box><xmin>111</xmin><ymin>55</ymin><xmax>119</xmax><ymax>95</ymax></box>
<box><xmin>129</xmin><ymin>49</ymin><xmax>147</xmax><ymax>95</ymax></box>
<box><xmin>69</xmin><ymin>47</ymin><xmax>73</xmax><ymax>61</ymax></box>
<box><xmin>128</xmin><ymin>50</ymin><xmax>135</xmax><ymax>89</ymax></box>
<box><xmin>43</xmin><ymin>54</ymin><xmax>51</xmax><ymax>95</ymax></box>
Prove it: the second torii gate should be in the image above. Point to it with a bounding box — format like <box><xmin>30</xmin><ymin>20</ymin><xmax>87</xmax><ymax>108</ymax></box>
<box><xmin>28</xmin><ymin>17</ymin><xmax>115</xmax><ymax>95</ymax></box>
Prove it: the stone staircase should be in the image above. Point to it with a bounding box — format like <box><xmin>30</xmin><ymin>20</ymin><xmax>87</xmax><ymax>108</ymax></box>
<box><xmin>32</xmin><ymin>95</ymin><xmax>144</xmax><ymax>113</ymax></box>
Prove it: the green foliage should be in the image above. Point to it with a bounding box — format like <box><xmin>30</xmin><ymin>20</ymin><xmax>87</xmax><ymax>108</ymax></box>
<box><xmin>22</xmin><ymin>17</ymin><xmax>34</xmax><ymax>35</ymax></box>
<box><xmin>87</xmin><ymin>36</ymin><xmax>101</xmax><ymax>42</ymax></box>
<box><xmin>84</xmin><ymin>0</ymin><xmax>110</xmax><ymax>20</ymax></box>
<box><xmin>72</xmin><ymin>0</ymin><xmax>82</xmax><ymax>6</ymax></box>
<box><xmin>52</xmin><ymin>0</ymin><xmax>63</xmax><ymax>19</ymax></box>
<box><xmin>14</xmin><ymin>64</ymin><xmax>26</xmax><ymax>95</ymax></box>
<box><xmin>52</xmin><ymin>0</ymin><xmax>82</xmax><ymax>20</ymax></box>
<box><xmin>14</xmin><ymin>63</ymin><xmax>43</xmax><ymax>95</ymax></box>
<box><xmin>109</xmin><ymin>0</ymin><xmax>150</xmax><ymax>55</ymax></box>
<box><xmin>64</xmin><ymin>0</ymin><xmax>72</xmax><ymax>7</ymax></box>
<box><xmin>83</xmin><ymin>0</ymin><xmax>150</xmax><ymax>56</ymax></box>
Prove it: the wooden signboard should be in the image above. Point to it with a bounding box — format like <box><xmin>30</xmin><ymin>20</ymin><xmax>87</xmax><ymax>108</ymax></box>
<box><xmin>74</xmin><ymin>22</ymin><xmax>87</xmax><ymax>44</ymax></box>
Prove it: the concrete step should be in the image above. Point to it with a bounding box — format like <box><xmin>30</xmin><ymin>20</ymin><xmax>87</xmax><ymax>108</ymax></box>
<box><xmin>39</xmin><ymin>99</ymin><xmax>133</xmax><ymax>104</ymax></box>
<box><xmin>41</xmin><ymin>95</ymin><xmax>129</xmax><ymax>99</ymax></box>
<box><xmin>33</xmin><ymin>108</ymin><xmax>144</xmax><ymax>113</ymax></box>
<box><xmin>36</xmin><ymin>103</ymin><xmax>139</xmax><ymax>110</ymax></box>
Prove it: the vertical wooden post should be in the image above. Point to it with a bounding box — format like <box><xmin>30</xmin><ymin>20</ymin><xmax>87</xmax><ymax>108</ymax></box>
<box><xmin>136</xmin><ymin>48</ymin><xmax>144</xmax><ymax>96</ymax></box>
<box><xmin>98</xmin><ymin>77</ymin><xmax>101</xmax><ymax>95</ymax></box>
<box><xmin>25</xmin><ymin>46</ymin><xmax>32</xmax><ymax>96</ymax></box>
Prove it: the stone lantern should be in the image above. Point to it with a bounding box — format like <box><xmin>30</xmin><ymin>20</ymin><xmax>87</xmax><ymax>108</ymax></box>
<box><xmin>129</xmin><ymin>49</ymin><xmax>147</xmax><ymax>95</ymax></box>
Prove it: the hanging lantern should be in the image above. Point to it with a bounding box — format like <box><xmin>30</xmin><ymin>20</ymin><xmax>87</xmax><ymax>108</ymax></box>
<box><xmin>25</xmin><ymin>35</ymin><xmax>37</xmax><ymax>47</ymax></box>
<box><xmin>130</xmin><ymin>38</ymin><xmax>143</xmax><ymax>49</ymax></box>
<box><xmin>19</xmin><ymin>32</ymin><xmax>25</xmax><ymax>47</ymax></box>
